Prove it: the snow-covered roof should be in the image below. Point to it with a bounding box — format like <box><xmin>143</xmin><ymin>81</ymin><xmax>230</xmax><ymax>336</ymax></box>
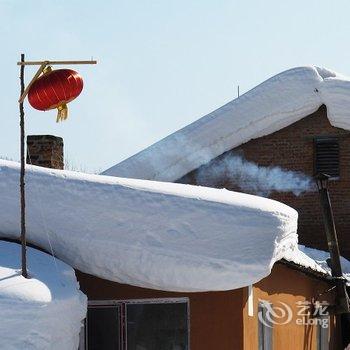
<box><xmin>0</xmin><ymin>159</ymin><xmax>299</xmax><ymax>292</ymax></box>
<box><xmin>285</xmin><ymin>244</ymin><xmax>350</xmax><ymax>284</ymax></box>
<box><xmin>1</xmin><ymin>160</ymin><xmax>349</xmax><ymax>293</ymax></box>
<box><xmin>2</xmin><ymin>67</ymin><xmax>350</xmax><ymax>295</ymax></box>
<box><xmin>302</xmin><ymin>245</ymin><xmax>350</xmax><ymax>280</ymax></box>
<box><xmin>0</xmin><ymin>240</ymin><xmax>86</xmax><ymax>349</ymax></box>
<box><xmin>103</xmin><ymin>66</ymin><xmax>350</xmax><ymax>182</ymax></box>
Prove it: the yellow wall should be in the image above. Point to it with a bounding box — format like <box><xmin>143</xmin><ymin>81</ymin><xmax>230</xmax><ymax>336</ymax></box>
<box><xmin>243</xmin><ymin>263</ymin><xmax>339</xmax><ymax>350</ymax></box>
<box><xmin>77</xmin><ymin>262</ymin><xmax>340</xmax><ymax>349</ymax></box>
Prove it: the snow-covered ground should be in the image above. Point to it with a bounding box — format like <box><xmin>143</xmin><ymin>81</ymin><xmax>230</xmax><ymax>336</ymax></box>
<box><xmin>0</xmin><ymin>159</ymin><xmax>299</xmax><ymax>292</ymax></box>
<box><xmin>103</xmin><ymin>66</ymin><xmax>350</xmax><ymax>182</ymax></box>
<box><xmin>0</xmin><ymin>240</ymin><xmax>86</xmax><ymax>350</ymax></box>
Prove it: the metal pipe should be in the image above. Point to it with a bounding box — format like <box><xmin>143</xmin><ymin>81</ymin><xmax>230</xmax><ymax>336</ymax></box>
<box><xmin>316</xmin><ymin>174</ymin><xmax>349</xmax><ymax>313</ymax></box>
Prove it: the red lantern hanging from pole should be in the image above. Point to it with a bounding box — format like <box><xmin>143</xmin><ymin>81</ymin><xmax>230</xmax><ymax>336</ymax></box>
<box><xmin>28</xmin><ymin>67</ymin><xmax>83</xmax><ymax>122</ymax></box>
<box><xmin>17</xmin><ymin>57</ymin><xmax>96</xmax><ymax>279</ymax></box>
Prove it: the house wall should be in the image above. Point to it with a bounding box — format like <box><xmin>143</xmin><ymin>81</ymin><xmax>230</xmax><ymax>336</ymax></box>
<box><xmin>76</xmin><ymin>262</ymin><xmax>339</xmax><ymax>350</ymax></box>
<box><xmin>76</xmin><ymin>270</ymin><xmax>244</xmax><ymax>350</ymax></box>
<box><xmin>178</xmin><ymin>105</ymin><xmax>350</xmax><ymax>257</ymax></box>
<box><xmin>243</xmin><ymin>263</ymin><xmax>339</xmax><ymax>350</ymax></box>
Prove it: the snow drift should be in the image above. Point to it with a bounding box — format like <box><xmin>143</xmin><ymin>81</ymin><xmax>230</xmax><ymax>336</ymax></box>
<box><xmin>0</xmin><ymin>241</ymin><xmax>86</xmax><ymax>350</ymax></box>
<box><xmin>103</xmin><ymin>66</ymin><xmax>350</xmax><ymax>182</ymax></box>
<box><xmin>0</xmin><ymin>160</ymin><xmax>298</xmax><ymax>292</ymax></box>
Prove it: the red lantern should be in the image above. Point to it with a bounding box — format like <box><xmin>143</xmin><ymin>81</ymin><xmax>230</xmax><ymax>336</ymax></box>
<box><xmin>28</xmin><ymin>67</ymin><xmax>83</xmax><ymax>122</ymax></box>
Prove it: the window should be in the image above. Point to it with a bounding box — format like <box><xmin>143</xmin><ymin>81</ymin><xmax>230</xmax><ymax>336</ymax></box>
<box><xmin>258</xmin><ymin>302</ymin><xmax>273</xmax><ymax>350</ymax></box>
<box><xmin>82</xmin><ymin>298</ymin><xmax>189</xmax><ymax>350</ymax></box>
<box><xmin>87</xmin><ymin>305</ymin><xmax>121</xmax><ymax>349</ymax></box>
<box><xmin>314</xmin><ymin>137</ymin><xmax>339</xmax><ymax>178</ymax></box>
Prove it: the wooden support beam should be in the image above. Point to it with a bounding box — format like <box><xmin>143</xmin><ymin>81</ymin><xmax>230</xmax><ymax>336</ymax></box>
<box><xmin>18</xmin><ymin>62</ymin><xmax>48</xmax><ymax>103</ymax></box>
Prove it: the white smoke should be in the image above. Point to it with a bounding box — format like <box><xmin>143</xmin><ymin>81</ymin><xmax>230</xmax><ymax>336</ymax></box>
<box><xmin>195</xmin><ymin>153</ymin><xmax>315</xmax><ymax>196</ymax></box>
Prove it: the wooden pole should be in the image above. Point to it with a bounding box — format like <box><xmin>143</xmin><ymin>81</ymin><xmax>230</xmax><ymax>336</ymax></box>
<box><xmin>19</xmin><ymin>53</ymin><xmax>28</xmax><ymax>278</ymax></box>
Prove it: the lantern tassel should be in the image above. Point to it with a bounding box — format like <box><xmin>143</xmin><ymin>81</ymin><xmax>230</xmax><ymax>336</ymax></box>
<box><xmin>56</xmin><ymin>103</ymin><xmax>68</xmax><ymax>122</ymax></box>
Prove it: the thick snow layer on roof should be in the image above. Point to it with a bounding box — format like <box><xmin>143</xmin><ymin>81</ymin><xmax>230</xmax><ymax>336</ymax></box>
<box><xmin>283</xmin><ymin>244</ymin><xmax>330</xmax><ymax>275</ymax></box>
<box><xmin>0</xmin><ymin>241</ymin><xmax>86</xmax><ymax>350</ymax></box>
<box><xmin>282</xmin><ymin>244</ymin><xmax>350</xmax><ymax>285</ymax></box>
<box><xmin>103</xmin><ymin>66</ymin><xmax>350</xmax><ymax>182</ymax></box>
<box><xmin>0</xmin><ymin>159</ymin><xmax>299</xmax><ymax>292</ymax></box>
<box><xmin>285</xmin><ymin>244</ymin><xmax>350</xmax><ymax>282</ymax></box>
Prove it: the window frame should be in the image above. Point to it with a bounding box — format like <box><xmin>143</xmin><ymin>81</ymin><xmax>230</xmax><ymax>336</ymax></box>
<box><xmin>85</xmin><ymin>303</ymin><xmax>122</xmax><ymax>350</ymax></box>
<box><xmin>82</xmin><ymin>297</ymin><xmax>190</xmax><ymax>350</ymax></box>
<box><xmin>316</xmin><ymin>315</ymin><xmax>330</xmax><ymax>350</ymax></box>
<box><xmin>258</xmin><ymin>301</ymin><xmax>273</xmax><ymax>350</ymax></box>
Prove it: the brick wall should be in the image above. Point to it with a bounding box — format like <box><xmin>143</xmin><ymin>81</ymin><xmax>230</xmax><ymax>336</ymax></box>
<box><xmin>178</xmin><ymin>105</ymin><xmax>350</xmax><ymax>257</ymax></box>
<box><xmin>27</xmin><ymin>135</ymin><xmax>64</xmax><ymax>169</ymax></box>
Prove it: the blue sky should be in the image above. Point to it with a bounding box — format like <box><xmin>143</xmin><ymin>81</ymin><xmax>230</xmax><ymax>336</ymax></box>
<box><xmin>1</xmin><ymin>0</ymin><xmax>350</xmax><ymax>172</ymax></box>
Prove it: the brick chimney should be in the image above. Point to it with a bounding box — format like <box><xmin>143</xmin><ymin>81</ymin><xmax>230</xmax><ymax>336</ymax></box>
<box><xmin>26</xmin><ymin>135</ymin><xmax>64</xmax><ymax>169</ymax></box>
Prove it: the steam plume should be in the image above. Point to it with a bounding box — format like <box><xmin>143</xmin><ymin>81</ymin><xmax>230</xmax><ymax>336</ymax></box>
<box><xmin>195</xmin><ymin>153</ymin><xmax>315</xmax><ymax>196</ymax></box>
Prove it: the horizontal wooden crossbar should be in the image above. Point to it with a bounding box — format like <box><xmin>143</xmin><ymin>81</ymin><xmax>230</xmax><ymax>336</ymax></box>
<box><xmin>17</xmin><ymin>60</ymin><xmax>97</xmax><ymax>66</ymax></box>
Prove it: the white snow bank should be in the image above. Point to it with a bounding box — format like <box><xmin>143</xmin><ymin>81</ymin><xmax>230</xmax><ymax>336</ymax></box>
<box><xmin>0</xmin><ymin>159</ymin><xmax>298</xmax><ymax>292</ymax></box>
<box><xmin>103</xmin><ymin>66</ymin><xmax>350</xmax><ymax>182</ymax></box>
<box><xmin>0</xmin><ymin>240</ymin><xmax>86</xmax><ymax>350</ymax></box>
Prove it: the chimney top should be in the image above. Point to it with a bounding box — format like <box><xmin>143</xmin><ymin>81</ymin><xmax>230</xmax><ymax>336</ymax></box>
<box><xmin>27</xmin><ymin>135</ymin><xmax>64</xmax><ymax>170</ymax></box>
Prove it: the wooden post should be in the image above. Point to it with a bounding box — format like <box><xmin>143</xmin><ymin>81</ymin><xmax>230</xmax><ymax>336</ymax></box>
<box><xmin>19</xmin><ymin>53</ymin><xmax>28</xmax><ymax>278</ymax></box>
